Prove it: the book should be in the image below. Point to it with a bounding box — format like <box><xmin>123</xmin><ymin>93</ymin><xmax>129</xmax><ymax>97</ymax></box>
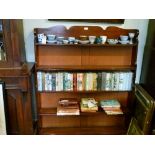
<box><xmin>57</xmin><ymin>104</ymin><xmax>80</xmax><ymax>115</ymax></box>
<box><xmin>63</xmin><ymin>72</ymin><xmax>73</xmax><ymax>91</ymax></box>
<box><xmin>59</xmin><ymin>98</ymin><xmax>78</xmax><ymax>106</ymax></box>
<box><xmin>77</xmin><ymin>73</ymin><xmax>84</xmax><ymax>91</ymax></box>
<box><xmin>100</xmin><ymin>99</ymin><xmax>121</xmax><ymax>108</ymax></box>
<box><xmin>104</xmin><ymin>108</ymin><xmax>123</xmax><ymax>115</ymax></box>
<box><xmin>37</xmin><ymin>72</ymin><xmax>42</xmax><ymax>91</ymax></box>
<box><xmin>52</xmin><ymin>73</ymin><xmax>56</xmax><ymax>91</ymax></box>
<box><xmin>81</xmin><ymin>98</ymin><xmax>98</xmax><ymax>112</ymax></box>
<box><xmin>73</xmin><ymin>73</ymin><xmax>77</xmax><ymax>91</ymax></box>
<box><xmin>57</xmin><ymin>98</ymin><xmax>80</xmax><ymax>115</ymax></box>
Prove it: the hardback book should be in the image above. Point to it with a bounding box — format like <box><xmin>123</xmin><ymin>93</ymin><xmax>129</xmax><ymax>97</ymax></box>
<box><xmin>42</xmin><ymin>72</ymin><xmax>45</xmax><ymax>91</ymax></box>
<box><xmin>57</xmin><ymin>104</ymin><xmax>80</xmax><ymax>116</ymax></box>
<box><xmin>59</xmin><ymin>98</ymin><xmax>78</xmax><ymax>106</ymax></box>
<box><xmin>81</xmin><ymin>98</ymin><xmax>98</xmax><ymax>112</ymax></box>
<box><xmin>105</xmin><ymin>72</ymin><xmax>112</xmax><ymax>90</ymax></box>
<box><xmin>56</xmin><ymin>72</ymin><xmax>63</xmax><ymax>91</ymax></box>
<box><xmin>100</xmin><ymin>99</ymin><xmax>121</xmax><ymax>108</ymax></box>
<box><xmin>52</xmin><ymin>73</ymin><xmax>56</xmax><ymax>91</ymax></box>
<box><xmin>104</xmin><ymin>108</ymin><xmax>123</xmax><ymax>115</ymax></box>
<box><xmin>93</xmin><ymin>73</ymin><xmax>97</xmax><ymax>91</ymax></box>
<box><xmin>73</xmin><ymin>73</ymin><xmax>77</xmax><ymax>91</ymax></box>
<box><xmin>63</xmin><ymin>72</ymin><xmax>73</xmax><ymax>91</ymax></box>
<box><xmin>77</xmin><ymin>73</ymin><xmax>84</xmax><ymax>91</ymax></box>
<box><xmin>97</xmin><ymin>72</ymin><xmax>102</xmax><ymax>90</ymax></box>
<box><xmin>37</xmin><ymin>72</ymin><xmax>43</xmax><ymax>91</ymax></box>
<box><xmin>57</xmin><ymin>98</ymin><xmax>80</xmax><ymax>115</ymax></box>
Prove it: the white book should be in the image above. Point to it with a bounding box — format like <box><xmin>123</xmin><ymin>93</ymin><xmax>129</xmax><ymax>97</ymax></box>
<box><xmin>37</xmin><ymin>72</ymin><xmax>42</xmax><ymax>91</ymax></box>
<box><xmin>44</xmin><ymin>73</ymin><xmax>49</xmax><ymax>91</ymax></box>
<box><xmin>48</xmin><ymin>73</ymin><xmax>52</xmax><ymax>91</ymax></box>
<box><xmin>105</xmin><ymin>72</ymin><xmax>111</xmax><ymax>91</ymax></box>
<box><xmin>113</xmin><ymin>72</ymin><xmax>119</xmax><ymax>91</ymax></box>
<box><xmin>118</xmin><ymin>72</ymin><xmax>124</xmax><ymax>91</ymax></box>
<box><xmin>128</xmin><ymin>72</ymin><xmax>133</xmax><ymax>90</ymax></box>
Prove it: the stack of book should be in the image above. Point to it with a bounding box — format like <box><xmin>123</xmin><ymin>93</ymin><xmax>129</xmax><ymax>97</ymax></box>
<box><xmin>57</xmin><ymin>98</ymin><xmax>80</xmax><ymax>116</ymax></box>
<box><xmin>80</xmin><ymin>98</ymin><xmax>98</xmax><ymax>112</ymax></box>
<box><xmin>100</xmin><ymin>99</ymin><xmax>123</xmax><ymax>115</ymax></box>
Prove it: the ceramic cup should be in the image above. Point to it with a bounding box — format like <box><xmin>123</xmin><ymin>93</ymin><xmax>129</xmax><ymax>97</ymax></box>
<box><xmin>37</xmin><ymin>33</ymin><xmax>44</xmax><ymax>43</ymax></box>
<box><xmin>47</xmin><ymin>34</ymin><xmax>56</xmax><ymax>41</ymax></box>
<box><xmin>100</xmin><ymin>36</ymin><xmax>107</xmax><ymax>44</ymax></box>
<box><xmin>89</xmin><ymin>36</ymin><xmax>96</xmax><ymax>44</ymax></box>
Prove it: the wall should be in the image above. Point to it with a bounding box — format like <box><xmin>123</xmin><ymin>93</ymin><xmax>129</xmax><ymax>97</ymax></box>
<box><xmin>23</xmin><ymin>19</ymin><xmax>149</xmax><ymax>83</ymax></box>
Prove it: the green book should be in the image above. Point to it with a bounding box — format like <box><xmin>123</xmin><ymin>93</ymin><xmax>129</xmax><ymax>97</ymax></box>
<box><xmin>100</xmin><ymin>99</ymin><xmax>121</xmax><ymax>108</ymax></box>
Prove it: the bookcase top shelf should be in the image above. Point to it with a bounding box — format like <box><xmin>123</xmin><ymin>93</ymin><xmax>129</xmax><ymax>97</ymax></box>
<box><xmin>36</xmin><ymin>65</ymin><xmax>136</xmax><ymax>71</ymax></box>
<box><xmin>35</xmin><ymin>43</ymin><xmax>137</xmax><ymax>47</ymax></box>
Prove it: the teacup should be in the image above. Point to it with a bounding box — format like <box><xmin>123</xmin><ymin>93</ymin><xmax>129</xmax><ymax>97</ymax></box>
<box><xmin>47</xmin><ymin>34</ymin><xmax>56</xmax><ymax>41</ymax></box>
<box><xmin>37</xmin><ymin>33</ymin><xmax>44</xmax><ymax>43</ymax></box>
<box><xmin>100</xmin><ymin>36</ymin><xmax>107</xmax><ymax>44</ymax></box>
<box><xmin>89</xmin><ymin>36</ymin><xmax>96</xmax><ymax>44</ymax></box>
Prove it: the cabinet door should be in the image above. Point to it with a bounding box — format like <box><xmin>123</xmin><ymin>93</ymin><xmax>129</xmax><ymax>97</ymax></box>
<box><xmin>134</xmin><ymin>84</ymin><xmax>155</xmax><ymax>134</ymax></box>
<box><xmin>0</xmin><ymin>19</ymin><xmax>13</xmax><ymax>67</ymax></box>
<box><xmin>0</xmin><ymin>19</ymin><xmax>26</xmax><ymax>67</ymax></box>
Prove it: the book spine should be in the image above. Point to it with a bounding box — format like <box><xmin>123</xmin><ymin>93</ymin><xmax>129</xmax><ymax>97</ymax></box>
<box><xmin>52</xmin><ymin>73</ymin><xmax>56</xmax><ymax>91</ymax></box>
<box><xmin>77</xmin><ymin>73</ymin><xmax>83</xmax><ymax>91</ymax></box>
<box><xmin>93</xmin><ymin>73</ymin><xmax>97</xmax><ymax>91</ymax></box>
<box><xmin>97</xmin><ymin>72</ymin><xmax>102</xmax><ymax>90</ymax></box>
<box><xmin>105</xmin><ymin>72</ymin><xmax>111</xmax><ymax>91</ymax></box>
<box><xmin>37</xmin><ymin>72</ymin><xmax>42</xmax><ymax>91</ymax></box>
<box><xmin>42</xmin><ymin>72</ymin><xmax>45</xmax><ymax>91</ymax></box>
<box><xmin>48</xmin><ymin>73</ymin><xmax>52</xmax><ymax>91</ymax></box>
<box><xmin>73</xmin><ymin>73</ymin><xmax>77</xmax><ymax>91</ymax></box>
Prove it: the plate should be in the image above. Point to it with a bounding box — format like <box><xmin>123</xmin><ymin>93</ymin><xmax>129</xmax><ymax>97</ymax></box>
<box><xmin>119</xmin><ymin>40</ymin><xmax>129</xmax><ymax>44</ymax></box>
<box><xmin>46</xmin><ymin>40</ymin><xmax>57</xmax><ymax>44</ymax></box>
<box><xmin>78</xmin><ymin>40</ymin><xmax>90</xmax><ymax>44</ymax></box>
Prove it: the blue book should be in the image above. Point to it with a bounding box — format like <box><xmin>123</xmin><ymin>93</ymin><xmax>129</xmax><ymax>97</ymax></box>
<box><xmin>100</xmin><ymin>99</ymin><xmax>120</xmax><ymax>108</ymax></box>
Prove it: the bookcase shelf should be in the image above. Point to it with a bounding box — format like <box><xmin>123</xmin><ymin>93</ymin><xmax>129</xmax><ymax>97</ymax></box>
<box><xmin>36</xmin><ymin>65</ymin><xmax>136</xmax><ymax>71</ymax></box>
<box><xmin>37</xmin><ymin>90</ymin><xmax>133</xmax><ymax>93</ymax></box>
<box><xmin>39</xmin><ymin>107</ymin><xmax>128</xmax><ymax>116</ymax></box>
<box><xmin>35</xmin><ymin>42</ymin><xmax>137</xmax><ymax>47</ymax></box>
<box><xmin>34</xmin><ymin>25</ymin><xmax>139</xmax><ymax>135</ymax></box>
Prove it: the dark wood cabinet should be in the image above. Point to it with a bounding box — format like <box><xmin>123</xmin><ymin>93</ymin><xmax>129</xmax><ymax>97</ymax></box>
<box><xmin>140</xmin><ymin>19</ymin><xmax>155</xmax><ymax>134</ymax></box>
<box><xmin>34</xmin><ymin>26</ymin><xmax>139</xmax><ymax>135</ymax></box>
<box><xmin>0</xmin><ymin>19</ymin><xmax>34</xmax><ymax>134</ymax></box>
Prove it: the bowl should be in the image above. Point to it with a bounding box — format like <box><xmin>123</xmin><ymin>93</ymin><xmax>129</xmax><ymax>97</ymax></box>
<box><xmin>79</xmin><ymin>35</ymin><xmax>88</xmax><ymax>41</ymax></box>
<box><xmin>63</xmin><ymin>40</ymin><xmax>69</xmax><ymax>44</ymax></box>
<box><xmin>107</xmin><ymin>39</ymin><xmax>118</xmax><ymax>44</ymax></box>
<box><xmin>57</xmin><ymin>36</ymin><xmax>64</xmax><ymax>42</ymax></box>
<box><xmin>47</xmin><ymin>34</ymin><xmax>56</xmax><ymax>41</ymax></box>
<box><xmin>68</xmin><ymin>37</ymin><xmax>75</xmax><ymax>42</ymax></box>
<box><xmin>120</xmin><ymin>35</ymin><xmax>128</xmax><ymax>41</ymax></box>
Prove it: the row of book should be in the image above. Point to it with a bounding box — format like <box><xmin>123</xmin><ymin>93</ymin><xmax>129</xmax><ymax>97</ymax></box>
<box><xmin>56</xmin><ymin>98</ymin><xmax>123</xmax><ymax>115</ymax></box>
<box><xmin>37</xmin><ymin>71</ymin><xmax>133</xmax><ymax>91</ymax></box>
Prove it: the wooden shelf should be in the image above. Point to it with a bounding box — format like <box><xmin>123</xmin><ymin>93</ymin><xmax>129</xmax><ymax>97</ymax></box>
<box><xmin>37</xmin><ymin>90</ymin><xmax>132</xmax><ymax>93</ymax></box>
<box><xmin>39</xmin><ymin>107</ymin><xmax>127</xmax><ymax>116</ymax></box>
<box><xmin>36</xmin><ymin>65</ymin><xmax>136</xmax><ymax>71</ymax></box>
<box><xmin>35</xmin><ymin>42</ymin><xmax>137</xmax><ymax>47</ymax></box>
<box><xmin>39</xmin><ymin>126</ymin><xmax>127</xmax><ymax>135</ymax></box>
